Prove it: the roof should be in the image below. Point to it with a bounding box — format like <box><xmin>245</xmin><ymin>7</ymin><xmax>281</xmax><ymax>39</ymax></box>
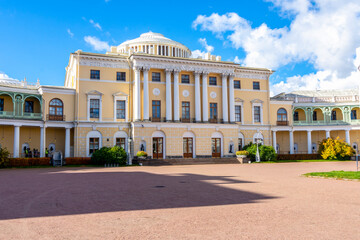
<box><xmin>118</xmin><ymin>31</ymin><xmax>190</xmax><ymax>52</ymax></box>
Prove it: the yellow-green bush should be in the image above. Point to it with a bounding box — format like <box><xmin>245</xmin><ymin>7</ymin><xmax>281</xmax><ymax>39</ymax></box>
<box><xmin>318</xmin><ymin>137</ymin><xmax>355</xmax><ymax>160</ymax></box>
<box><xmin>236</xmin><ymin>150</ymin><xmax>249</xmax><ymax>156</ymax></box>
<box><xmin>136</xmin><ymin>151</ymin><xmax>148</xmax><ymax>157</ymax></box>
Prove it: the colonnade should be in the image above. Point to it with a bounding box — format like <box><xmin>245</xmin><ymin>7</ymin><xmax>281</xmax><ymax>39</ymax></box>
<box><xmin>133</xmin><ymin>66</ymin><xmax>235</xmax><ymax>123</ymax></box>
<box><xmin>272</xmin><ymin>129</ymin><xmax>351</xmax><ymax>154</ymax></box>
<box><xmin>12</xmin><ymin>125</ymin><xmax>71</xmax><ymax>158</ymax></box>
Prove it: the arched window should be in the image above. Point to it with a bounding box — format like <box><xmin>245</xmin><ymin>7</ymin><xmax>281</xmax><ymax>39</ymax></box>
<box><xmin>277</xmin><ymin>108</ymin><xmax>287</xmax><ymax>125</ymax></box>
<box><xmin>49</xmin><ymin>98</ymin><xmax>63</xmax><ymax>121</ymax></box>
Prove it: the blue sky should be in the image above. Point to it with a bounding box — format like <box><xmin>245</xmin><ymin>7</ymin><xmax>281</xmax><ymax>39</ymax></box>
<box><xmin>1</xmin><ymin>0</ymin><xmax>359</xmax><ymax>95</ymax></box>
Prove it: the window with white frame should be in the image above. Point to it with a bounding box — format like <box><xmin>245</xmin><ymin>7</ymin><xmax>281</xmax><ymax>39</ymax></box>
<box><xmin>90</xmin><ymin>99</ymin><xmax>100</xmax><ymax>118</ymax></box>
<box><xmin>89</xmin><ymin>138</ymin><xmax>99</xmax><ymax>155</ymax></box>
<box><xmin>235</xmin><ymin>105</ymin><xmax>241</xmax><ymax>122</ymax></box>
<box><xmin>116</xmin><ymin>100</ymin><xmax>126</xmax><ymax>119</ymax></box>
<box><xmin>254</xmin><ymin>106</ymin><xmax>261</xmax><ymax>123</ymax></box>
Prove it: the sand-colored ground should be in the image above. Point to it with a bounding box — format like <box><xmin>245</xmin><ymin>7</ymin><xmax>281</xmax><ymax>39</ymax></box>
<box><xmin>0</xmin><ymin>161</ymin><xmax>359</xmax><ymax>240</ymax></box>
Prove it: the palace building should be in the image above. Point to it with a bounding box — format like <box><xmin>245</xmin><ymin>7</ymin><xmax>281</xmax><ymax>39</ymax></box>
<box><xmin>0</xmin><ymin>32</ymin><xmax>359</xmax><ymax>161</ymax></box>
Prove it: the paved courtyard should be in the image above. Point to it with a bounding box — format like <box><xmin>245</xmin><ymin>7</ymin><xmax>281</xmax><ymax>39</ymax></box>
<box><xmin>0</xmin><ymin>161</ymin><xmax>359</xmax><ymax>239</ymax></box>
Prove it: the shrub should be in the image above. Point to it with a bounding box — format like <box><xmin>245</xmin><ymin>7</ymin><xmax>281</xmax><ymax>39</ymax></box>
<box><xmin>136</xmin><ymin>151</ymin><xmax>148</xmax><ymax>157</ymax></box>
<box><xmin>244</xmin><ymin>143</ymin><xmax>277</xmax><ymax>161</ymax></box>
<box><xmin>236</xmin><ymin>150</ymin><xmax>249</xmax><ymax>156</ymax></box>
<box><xmin>318</xmin><ymin>137</ymin><xmax>355</xmax><ymax>160</ymax></box>
<box><xmin>0</xmin><ymin>148</ymin><xmax>10</xmax><ymax>168</ymax></box>
<box><xmin>91</xmin><ymin>146</ymin><xmax>127</xmax><ymax>165</ymax></box>
<box><xmin>8</xmin><ymin>158</ymin><xmax>51</xmax><ymax>167</ymax></box>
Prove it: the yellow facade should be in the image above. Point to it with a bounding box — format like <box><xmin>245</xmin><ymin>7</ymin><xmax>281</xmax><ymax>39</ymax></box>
<box><xmin>0</xmin><ymin>31</ymin><xmax>358</xmax><ymax>161</ymax></box>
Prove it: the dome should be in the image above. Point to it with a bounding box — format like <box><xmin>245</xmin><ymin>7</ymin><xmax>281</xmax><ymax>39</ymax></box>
<box><xmin>115</xmin><ymin>31</ymin><xmax>191</xmax><ymax>58</ymax></box>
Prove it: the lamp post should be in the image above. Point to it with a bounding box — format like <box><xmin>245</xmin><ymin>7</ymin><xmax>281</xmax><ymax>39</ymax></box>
<box><xmin>255</xmin><ymin>133</ymin><xmax>263</xmax><ymax>162</ymax></box>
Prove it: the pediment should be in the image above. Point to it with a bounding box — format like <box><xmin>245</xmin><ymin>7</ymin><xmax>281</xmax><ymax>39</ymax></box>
<box><xmin>235</xmin><ymin>97</ymin><xmax>244</xmax><ymax>103</ymax></box>
<box><xmin>251</xmin><ymin>99</ymin><xmax>263</xmax><ymax>103</ymax></box>
<box><xmin>113</xmin><ymin>91</ymin><xmax>128</xmax><ymax>97</ymax></box>
<box><xmin>86</xmin><ymin>90</ymin><xmax>103</xmax><ymax>96</ymax></box>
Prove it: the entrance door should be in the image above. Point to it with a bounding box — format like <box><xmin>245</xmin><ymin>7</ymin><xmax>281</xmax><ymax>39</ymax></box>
<box><xmin>153</xmin><ymin>137</ymin><xmax>163</xmax><ymax>159</ymax></box>
<box><xmin>183</xmin><ymin>137</ymin><xmax>193</xmax><ymax>158</ymax></box>
<box><xmin>212</xmin><ymin>138</ymin><xmax>221</xmax><ymax>157</ymax></box>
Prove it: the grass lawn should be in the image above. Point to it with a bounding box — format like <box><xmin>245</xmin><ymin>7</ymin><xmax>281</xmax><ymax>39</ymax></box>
<box><xmin>304</xmin><ymin>170</ymin><xmax>360</xmax><ymax>180</ymax></box>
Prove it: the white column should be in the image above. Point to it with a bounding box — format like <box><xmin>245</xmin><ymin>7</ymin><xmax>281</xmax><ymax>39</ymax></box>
<box><xmin>65</xmin><ymin>127</ymin><xmax>71</xmax><ymax>158</ymax></box>
<box><xmin>165</xmin><ymin>69</ymin><xmax>172</xmax><ymax>121</ymax></box>
<box><xmin>326</xmin><ymin>130</ymin><xmax>330</xmax><ymax>139</ymax></box>
<box><xmin>345</xmin><ymin>130</ymin><xmax>350</xmax><ymax>144</ymax></box>
<box><xmin>13</xmin><ymin>125</ymin><xmax>20</xmax><ymax>158</ymax></box>
<box><xmin>307</xmin><ymin>130</ymin><xmax>312</xmax><ymax>154</ymax></box>
<box><xmin>143</xmin><ymin>67</ymin><xmax>150</xmax><ymax>120</ymax></box>
<box><xmin>173</xmin><ymin>70</ymin><xmax>180</xmax><ymax>122</ymax></box>
<box><xmin>202</xmin><ymin>72</ymin><xmax>209</xmax><ymax>122</ymax></box>
<box><xmin>273</xmin><ymin>130</ymin><xmax>277</xmax><ymax>153</ymax></box>
<box><xmin>194</xmin><ymin>71</ymin><xmax>201</xmax><ymax>122</ymax></box>
<box><xmin>133</xmin><ymin>67</ymin><xmax>141</xmax><ymax>121</ymax></box>
<box><xmin>229</xmin><ymin>74</ymin><xmax>235</xmax><ymax>123</ymax></box>
<box><xmin>40</xmin><ymin>126</ymin><xmax>46</xmax><ymax>157</ymax></box>
<box><xmin>289</xmin><ymin>130</ymin><xmax>294</xmax><ymax>154</ymax></box>
<box><xmin>222</xmin><ymin>73</ymin><xmax>228</xmax><ymax>123</ymax></box>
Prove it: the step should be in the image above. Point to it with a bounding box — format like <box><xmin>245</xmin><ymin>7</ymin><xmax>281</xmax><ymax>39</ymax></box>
<box><xmin>136</xmin><ymin>157</ymin><xmax>240</xmax><ymax>166</ymax></box>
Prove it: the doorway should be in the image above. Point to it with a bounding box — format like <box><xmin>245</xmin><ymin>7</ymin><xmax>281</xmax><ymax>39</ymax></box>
<box><xmin>152</xmin><ymin>137</ymin><xmax>163</xmax><ymax>159</ymax></box>
<box><xmin>183</xmin><ymin>137</ymin><xmax>193</xmax><ymax>158</ymax></box>
<box><xmin>212</xmin><ymin>138</ymin><xmax>221</xmax><ymax>157</ymax></box>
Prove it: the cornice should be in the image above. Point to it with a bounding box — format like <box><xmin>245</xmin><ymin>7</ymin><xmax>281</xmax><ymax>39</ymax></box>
<box><xmin>79</xmin><ymin>55</ymin><xmax>129</xmax><ymax>69</ymax></box>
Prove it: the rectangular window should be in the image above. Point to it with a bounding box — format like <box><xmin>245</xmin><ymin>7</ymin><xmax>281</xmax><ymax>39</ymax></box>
<box><xmin>351</xmin><ymin>110</ymin><xmax>357</xmax><ymax>120</ymax></box>
<box><xmin>254</xmin><ymin>106</ymin><xmax>261</xmax><ymax>122</ymax></box>
<box><xmin>90</xmin><ymin>70</ymin><xmax>100</xmax><ymax>80</ymax></box>
<box><xmin>116</xmin><ymin>100</ymin><xmax>126</xmax><ymax>119</ymax></box>
<box><xmin>235</xmin><ymin>105</ymin><xmax>241</xmax><ymax>122</ymax></box>
<box><xmin>210</xmin><ymin>103</ymin><xmax>217</xmax><ymax>121</ymax></box>
<box><xmin>89</xmin><ymin>138</ymin><xmax>99</xmax><ymax>155</ymax></box>
<box><xmin>253</xmin><ymin>81</ymin><xmax>260</xmax><ymax>90</ymax></box>
<box><xmin>209</xmin><ymin>77</ymin><xmax>217</xmax><ymax>86</ymax></box>
<box><xmin>152</xmin><ymin>100</ymin><xmax>161</xmax><ymax>121</ymax></box>
<box><xmin>181</xmin><ymin>74</ymin><xmax>190</xmax><ymax>84</ymax></box>
<box><xmin>0</xmin><ymin>98</ymin><xmax>4</xmax><ymax>111</ymax></box>
<box><xmin>152</xmin><ymin>72</ymin><xmax>161</xmax><ymax>82</ymax></box>
<box><xmin>116</xmin><ymin>138</ymin><xmax>126</xmax><ymax>150</ymax></box>
<box><xmin>182</xmin><ymin>102</ymin><xmax>190</xmax><ymax>122</ymax></box>
<box><xmin>116</xmin><ymin>72</ymin><xmax>126</xmax><ymax>81</ymax></box>
<box><xmin>90</xmin><ymin>99</ymin><xmax>100</xmax><ymax>118</ymax></box>
<box><xmin>25</xmin><ymin>101</ymin><xmax>34</xmax><ymax>113</ymax></box>
<box><xmin>294</xmin><ymin>112</ymin><xmax>299</xmax><ymax>121</ymax></box>
<box><xmin>238</xmin><ymin>138</ymin><xmax>243</xmax><ymax>151</ymax></box>
<box><xmin>313</xmin><ymin>111</ymin><xmax>317</xmax><ymax>121</ymax></box>
<box><xmin>234</xmin><ymin>80</ymin><xmax>241</xmax><ymax>89</ymax></box>
<box><xmin>331</xmin><ymin>111</ymin><xmax>337</xmax><ymax>120</ymax></box>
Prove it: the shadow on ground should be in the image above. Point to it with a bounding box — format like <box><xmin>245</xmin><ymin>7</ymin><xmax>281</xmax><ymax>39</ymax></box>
<box><xmin>0</xmin><ymin>169</ymin><xmax>276</xmax><ymax>220</ymax></box>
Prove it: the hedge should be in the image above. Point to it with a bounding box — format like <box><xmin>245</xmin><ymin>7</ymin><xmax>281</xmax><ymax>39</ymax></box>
<box><xmin>8</xmin><ymin>157</ymin><xmax>51</xmax><ymax>167</ymax></box>
<box><xmin>65</xmin><ymin>157</ymin><xmax>92</xmax><ymax>165</ymax></box>
<box><xmin>277</xmin><ymin>154</ymin><xmax>321</xmax><ymax>161</ymax></box>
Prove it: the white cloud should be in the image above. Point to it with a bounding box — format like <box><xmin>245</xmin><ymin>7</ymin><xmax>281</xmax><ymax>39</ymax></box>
<box><xmin>84</xmin><ymin>36</ymin><xmax>110</xmax><ymax>52</ymax></box>
<box><xmin>0</xmin><ymin>72</ymin><xmax>9</xmax><ymax>79</ymax></box>
<box><xmin>67</xmin><ymin>29</ymin><xmax>74</xmax><ymax>38</ymax></box>
<box><xmin>233</xmin><ymin>56</ymin><xmax>242</xmax><ymax>64</ymax></box>
<box><xmin>198</xmin><ymin>38</ymin><xmax>214</xmax><ymax>52</ymax></box>
<box><xmin>191</xmin><ymin>38</ymin><xmax>215</xmax><ymax>59</ymax></box>
<box><xmin>89</xmin><ymin>19</ymin><xmax>102</xmax><ymax>31</ymax></box>
<box><xmin>193</xmin><ymin>0</ymin><xmax>360</xmax><ymax>94</ymax></box>
<box><xmin>191</xmin><ymin>50</ymin><xmax>208</xmax><ymax>59</ymax></box>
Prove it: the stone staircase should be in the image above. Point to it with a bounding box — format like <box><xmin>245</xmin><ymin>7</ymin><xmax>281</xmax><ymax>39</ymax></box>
<box><xmin>134</xmin><ymin>157</ymin><xmax>240</xmax><ymax>166</ymax></box>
